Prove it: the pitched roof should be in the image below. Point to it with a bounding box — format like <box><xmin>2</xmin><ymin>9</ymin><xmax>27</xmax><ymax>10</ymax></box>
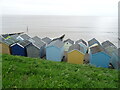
<box><xmin>42</xmin><ymin>37</ymin><xmax>52</xmax><ymax>44</ymax></box>
<box><xmin>68</xmin><ymin>44</ymin><xmax>80</xmax><ymax>52</ymax></box>
<box><xmin>32</xmin><ymin>36</ymin><xmax>41</xmax><ymax>42</ymax></box>
<box><xmin>75</xmin><ymin>39</ymin><xmax>87</xmax><ymax>46</ymax></box>
<box><xmin>64</xmin><ymin>39</ymin><xmax>74</xmax><ymax>44</ymax></box>
<box><xmin>1</xmin><ymin>34</ymin><xmax>9</xmax><ymax>38</ymax></box>
<box><xmin>102</xmin><ymin>40</ymin><xmax>117</xmax><ymax>49</ymax></box>
<box><xmin>68</xmin><ymin>44</ymin><xmax>85</xmax><ymax>53</ymax></box>
<box><xmin>32</xmin><ymin>41</ymin><xmax>45</xmax><ymax>49</ymax></box>
<box><xmin>4</xmin><ymin>38</ymin><xmax>18</xmax><ymax>46</ymax></box>
<box><xmin>20</xmin><ymin>34</ymin><xmax>31</xmax><ymax>40</ymax></box>
<box><xmin>88</xmin><ymin>38</ymin><xmax>100</xmax><ymax>46</ymax></box>
<box><xmin>18</xmin><ymin>40</ymin><xmax>31</xmax><ymax>47</ymax></box>
<box><xmin>90</xmin><ymin>45</ymin><xmax>104</xmax><ymax>54</ymax></box>
<box><xmin>10</xmin><ymin>34</ymin><xmax>19</xmax><ymax>40</ymax></box>
<box><xmin>47</xmin><ymin>40</ymin><xmax>64</xmax><ymax>48</ymax></box>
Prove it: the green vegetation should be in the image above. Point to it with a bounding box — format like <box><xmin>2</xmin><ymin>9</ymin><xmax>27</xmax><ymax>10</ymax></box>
<box><xmin>1</xmin><ymin>54</ymin><xmax>119</xmax><ymax>88</ymax></box>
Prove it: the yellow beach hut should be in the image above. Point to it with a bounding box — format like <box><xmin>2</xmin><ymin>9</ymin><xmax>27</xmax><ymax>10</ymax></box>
<box><xmin>67</xmin><ymin>44</ymin><xmax>85</xmax><ymax>64</ymax></box>
<box><xmin>0</xmin><ymin>37</ymin><xmax>18</xmax><ymax>54</ymax></box>
<box><xmin>0</xmin><ymin>38</ymin><xmax>10</xmax><ymax>54</ymax></box>
<box><xmin>0</xmin><ymin>42</ymin><xmax>11</xmax><ymax>54</ymax></box>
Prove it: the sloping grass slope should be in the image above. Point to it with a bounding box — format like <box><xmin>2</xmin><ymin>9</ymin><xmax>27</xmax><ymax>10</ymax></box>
<box><xmin>1</xmin><ymin>54</ymin><xmax>119</xmax><ymax>88</ymax></box>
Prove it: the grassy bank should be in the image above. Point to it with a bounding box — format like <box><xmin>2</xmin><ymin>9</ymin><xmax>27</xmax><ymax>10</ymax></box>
<box><xmin>1</xmin><ymin>54</ymin><xmax>119</xmax><ymax>88</ymax></box>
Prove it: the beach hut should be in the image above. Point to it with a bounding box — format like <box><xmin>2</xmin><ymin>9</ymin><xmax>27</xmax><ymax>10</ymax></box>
<box><xmin>75</xmin><ymin>39</ymin><xmax>88</xmax><ymax>53</ymax></box>
<box><xmin>16</xmin><ymin>34</ymin><xmax>31</xmax><ymax>41</ymax></box>
<box><xmin>102</xmin><ymin>41</ymin><xmax>119</xmax><ymax>69</ymax></box>
<box><xmin>0</xmin><ymin>37</ymin><xmax>11</xmax><ymax>54</ymax></box>
<box><xmin>26</xmin><ymin>37</ymin><xmax>46</xmax><ymax>58</ymax></box>
<box><xmin>64</xmin><ymin>39</ymin><xmax>74</xmax><ymax>51</ymax></box>
<box><xmin>42</xmin><ymin>37</ymin><xmax>52</xmax><ymax>44</ymax></box>
<box><xmin>89</xmin><ymin>44</ymin><xmax>111</xmax><ymax>68</ymax></box>
<box><xmin>67</xmin><ymin>44</ymin><xmax>85</xmax><ymax>64</ymax></box>
<box><xmin>46</xmin><ymin>40</ymin><xmax>64</xmax><ymax>61</ymax></box>
<box><xmin>88</xmin><ymin>38</ymin><xmax>100</xmax><ymax>47</ymax></box>
<box><xmin>10</xmin><ymin>40</ymin><xmax>31</xmax><ymax>56</ymax></box>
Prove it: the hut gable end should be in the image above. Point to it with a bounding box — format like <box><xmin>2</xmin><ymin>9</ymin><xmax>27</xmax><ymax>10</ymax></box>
<box><xmin>88</xmin><ymin>38</ymin><xmax>100</xmax><ymax>46</ymax></box>
<box><xmin>47</xmin><ymin>40</ymin><xmax>64</xmax><ymax>49</ymax></box>
<box><xmin>64</xmin><ymin>39</ymin><xmax>74</xmax><ymax>45</ymax></box>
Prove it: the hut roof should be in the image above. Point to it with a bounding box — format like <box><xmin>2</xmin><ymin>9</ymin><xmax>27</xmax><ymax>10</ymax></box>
<box><xmin>10</xmin><ymin>34</ymin><xmax>19</xmax><ymax>39</ymax></box>
<box><xmin>47</xmin><ymin>40</ymin><xmax>64</xmax><ymax>48</ymax></box>
<box><xmin>1</xmin><ymin>34</ymin><xmax>9</xmax><ymax>38</ymax></box>
<box><xmin>90</xmin><ymin>45</ymin><xmax>104</xmax><ymax>54</ymax></box>
<box><xmin>18</xmin><ymin>40</ymin><xmax>31</xmax><ymax>47</ymax></box>
<box><xmin>64</xmin><ymin>39</ymin><xmax>74</xmax><ymax>44</ymax></box>
<box><xmin>42</xmin><ymin>37</ymin><xmax>51</xmax><ymax>44</ymax></box>
<box><xmin>28</xmin><ymin>36</ymin><xmax>45</xmax><ymax>48</ymax></box>
<box><xmin>88</xmin><ymin>38</ymin><xmax>100</xmax><ymax>46</ymax></box>
<box><xmin>102</xmin><ymin>40</ymin><xmax>117</xmax><ymax>49</ymax></box>
<box><xmin>68</xmin><ymin>44</ymin><xmax>80</xmax><ymax>52</ymax></box>
<box><xmin>75</xmin><ymin>39</ymin><xmax>87</xmax><ymax>46</ymax></box>
<box><xmin>4</xmin><ymin>40</ymin><xmax>14</xmax><ymax>46</ymax></box>
<box><xmin>32</xmin><ymin>41</ymin><xmax>45</xmax><ymax>49</ymax></box>
<box><xmin>32</xmin><ymin>36</ymin><xmax>41</xmax><ymax>42</ymax></box>
<box><xmin>20</xmin><ymin>34</ymin><xmax>31</xmax><ymax>40</ymax></box>
<box><xmin>68</xmin><ymin>44</ymin><xmax>85</xmax><ymax>53</ymax></box>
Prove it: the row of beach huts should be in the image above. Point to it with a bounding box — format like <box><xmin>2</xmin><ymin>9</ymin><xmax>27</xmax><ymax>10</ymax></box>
<box><xmin>0</xmin><ymin>33</ymin><xmax>120</xmax><ymax>70</ymax></box>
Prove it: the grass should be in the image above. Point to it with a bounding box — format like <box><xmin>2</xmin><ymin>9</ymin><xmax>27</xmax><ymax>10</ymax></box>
<box><xmin>1</xmin><ymin>54</ymin><xmax>119</xmax><ymax>88</ymax></box>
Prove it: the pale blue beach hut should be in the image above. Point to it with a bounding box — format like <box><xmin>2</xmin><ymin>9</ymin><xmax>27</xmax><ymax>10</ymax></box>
<box><xmin>75</xmin><ymin>39</ymin><xmax>88</xmax><ymax>54</ymax></box>
<box><xmin>89</xmin><ymin>44</ymin><xmax>111</xmax><ymax>68</ymax></box>
<box><xmin>46</xmin><ymin>40</ymin><xmax>64</xmax><ymax>61</ymax></box>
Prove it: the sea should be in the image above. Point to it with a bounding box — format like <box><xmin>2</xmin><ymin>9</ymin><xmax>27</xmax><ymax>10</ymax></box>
<box><xmin>1</xmin><ymin>15</ymin><xmax>118</xmax><ymax>48</ymax></box>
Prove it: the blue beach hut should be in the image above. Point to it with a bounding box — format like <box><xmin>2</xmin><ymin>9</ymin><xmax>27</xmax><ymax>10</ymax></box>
<box><xmin>10</xmin><ymin>40</ymin><xmax>31</xmax><ymax>56</ymax></box>
<box><xmin>89</xmin><ymin>44</ymin><xmax>111</xmax><ymax>68</ymax></box>
<box><xmin>46</xmin><ymin>40</ymin><xmax>64</xmax><ymax>61</ymax></box>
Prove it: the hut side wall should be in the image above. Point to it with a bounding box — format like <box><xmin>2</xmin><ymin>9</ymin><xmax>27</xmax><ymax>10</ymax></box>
<box><xmin>79</xmin><ymin>43</ymin><xmax>88</xmax><ymax>54</ymax></box>
<box><xmin>40</xmin><ymin>45</ymin><xmax>45</xmax><ymax>58</ymax></box>
<box><xmin>67</xmin><ymin>50</ymin><xmax>84</xmax><ymax>64</ymax></box>
<box><xmin>110</xmin><ymin>53</ymin><xmax>119</xmax><ymax>69</ymax></box>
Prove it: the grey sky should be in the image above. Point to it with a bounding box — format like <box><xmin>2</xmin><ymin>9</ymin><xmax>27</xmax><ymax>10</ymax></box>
<box><xmin>1</xmin><ymin>0</ymin><xmax>119</xmax><ymax>16</ymax></box>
